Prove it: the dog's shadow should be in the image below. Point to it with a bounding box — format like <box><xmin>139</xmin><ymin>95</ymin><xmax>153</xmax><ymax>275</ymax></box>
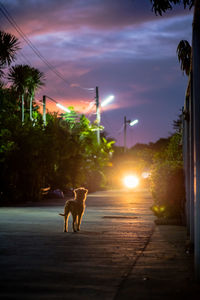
<box><xmin>72</xmin><ymin>230</ymin><xmax>107</xmax><ymax>235</ymax></box>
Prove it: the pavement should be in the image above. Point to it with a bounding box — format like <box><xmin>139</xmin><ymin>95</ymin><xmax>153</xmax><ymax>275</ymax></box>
<box><xmin>0</xmin><ymin>188</ymin><xmax>200</xmax><ymax>300</ymax></box>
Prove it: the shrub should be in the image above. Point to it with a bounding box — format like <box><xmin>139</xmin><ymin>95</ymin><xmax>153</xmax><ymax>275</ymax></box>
<box><xmin>150</xmin><ymin>133</ymin><xmax>185</xmax><ymax>220</ymax></box>
<box><xmin>150</xmin><ymin>162</ymin><xmax>185</xmax><ymax>219</ymax></box>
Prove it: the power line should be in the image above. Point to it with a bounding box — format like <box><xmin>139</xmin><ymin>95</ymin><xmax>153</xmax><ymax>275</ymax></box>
<box><xmin>101</xmin><ymin>107</ymin><xmax>115</xmax><ymax>132</ymax></box>
<box><xmin>0</xmin><ymin>2</ymin><xmax>72</xmax><ymax>84</ymax></box>
<box><xmin>0</xmin><ymin>2</ymin><xmax>94</xmax><ymax>95</ymax></box>
<box><xmin>17</xmin><ymin>50</ymin><xmax>32</xmax><ymax>65</ymax></box>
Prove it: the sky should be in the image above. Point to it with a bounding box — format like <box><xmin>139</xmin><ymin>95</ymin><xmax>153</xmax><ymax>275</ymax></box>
<box><xmin>0</xmin><ymin>0</ymin><xmax>193</xmax><ymax>147</ymax></box>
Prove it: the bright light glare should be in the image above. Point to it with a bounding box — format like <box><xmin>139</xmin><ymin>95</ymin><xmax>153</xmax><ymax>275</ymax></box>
<box><xmin>130</xmin><ymin>119</ymin><xmax>139</xmax><ymax>126</ymax></box>
<box><xmin>101</xmin><ymin>95</ymin><xmax>114</xmax><ymax>107</ymax></box>
<box><xmin>123</xmin><ymin>175</ymin><xmax>139</xmax><ymax>188</ymax></box>
<box><xmin>56</xmin><ymin>103</ymin><xmax>70</xmax><ymax>113</ymax></box>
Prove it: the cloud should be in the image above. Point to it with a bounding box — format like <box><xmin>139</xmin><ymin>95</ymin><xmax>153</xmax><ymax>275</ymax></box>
<box><xmin>0</xmin><ymin>0</ymin><xmax>192</xmax><ymax>146</ymax></box>
<box><xmin>1</xmin><ymin>0</ymin><xmax>192</xmax><ymax>34</ymax></box>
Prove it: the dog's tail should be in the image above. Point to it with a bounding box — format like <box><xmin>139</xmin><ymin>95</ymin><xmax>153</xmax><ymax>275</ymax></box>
<box><xmin>59</xmin><ymin>213</ymin><xmax>66</xmax><ymax>216</ymax></box>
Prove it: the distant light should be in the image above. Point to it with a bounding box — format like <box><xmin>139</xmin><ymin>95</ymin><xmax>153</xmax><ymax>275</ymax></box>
<box><xmin>56</xmin><ymin>103</ymin><xmax>70</xmax><ymax>113</ymax></box>
<box><xmin>142</xmin><ymin>172</ymin><xmax>150</xmax><ymax>179</ymax></box>
<box><xmin>130</xmin><ymin>119</ymin><xmax>139</xmax><ymax>126</ymax></box>
<box><xmin>101</xmin><ymin>95</ymin><xmax>114</xmax><ymax>107</ymax></box>
<box><xmin>123</xmin><ymin>175</ymin><xmax>139</xmax><ymax>189</ymax></box>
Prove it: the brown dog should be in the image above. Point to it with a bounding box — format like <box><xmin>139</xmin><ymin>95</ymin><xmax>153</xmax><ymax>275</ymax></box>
<box><xmin>59</xmin><ymin>187</ymin><xmax>88</xmax><ymax>232</ymax></box>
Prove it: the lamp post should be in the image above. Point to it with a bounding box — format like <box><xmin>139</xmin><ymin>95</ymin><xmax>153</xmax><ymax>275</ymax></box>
<box><xmin>95</xmin><ymin>87</ymin><xmax>100</xmax><ymax>144</ymax></box>
<box><xmin>124</xmin><ymin>116</ymin><xmax>138</xmax><ymax>152</ymax></box>
<box><xmin>42</xmin><ymin>95</ymin><xmax>70</xmax><ymax>126</ymax></box>
<box><xmin>95</xmin><ymin>86</ymin><xmax>114</xmax><ymax>144</ymax></box>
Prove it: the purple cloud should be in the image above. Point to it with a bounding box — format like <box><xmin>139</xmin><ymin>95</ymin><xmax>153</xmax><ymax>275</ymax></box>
<box><xmin>0</xmin><ymin>0</ymin><xmax>192</xmax><ymax>146</ymax></box>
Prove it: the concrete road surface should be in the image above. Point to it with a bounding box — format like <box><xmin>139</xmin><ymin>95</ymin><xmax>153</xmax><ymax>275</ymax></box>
<box><xmin>0</xmin><ymin>188</ymin><xmax>155</xmax><ymax>300</ymax></box>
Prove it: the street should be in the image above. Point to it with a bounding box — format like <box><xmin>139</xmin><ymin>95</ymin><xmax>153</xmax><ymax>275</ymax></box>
<box><xmin>0</xmin><ymin>188</ymin><xmax>155</xmax><ymax>300</ymax></box>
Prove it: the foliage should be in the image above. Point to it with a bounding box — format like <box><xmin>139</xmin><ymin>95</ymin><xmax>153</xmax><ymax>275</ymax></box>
<box><xmin>0</xmin><ymin>90</ymin><xmax>115</xmax><ymax>202</ymax></box>
<box><xmin>0</xmin><ymin>30</ymin><xmax>114</xmax><ymax>202</ymax></box>
<box><xmin>150</xmin><ymin>0</ymin><xmax>194</xmax><ymax>15</ymax></box>
<box><xmin>110</xmin><ymin>137</ymin><xmax>171</xmax><ymax>188</ymax></box>
<box><xmin>149</xmin><ymin>1</ymin><xmax>192</xmax><ymax>220</ymax></box>
<box><xmin>111</xmin><ymin>126</ymin><xmax>185</xmax><ymax>219</ymax></box>
<box><xmin>150</xmin><ymin>133</ymin><xmax>185</xmax><ymax>219</ymax></box>
<box><xmin>0</xmin><ymin>30</ymin><xmax>20</xmax><ymax>77</ymax></box>
<box><xmin>177</xmin><ymin>40</ymin><xmax>191</xmax><ymax>76</ymax></box>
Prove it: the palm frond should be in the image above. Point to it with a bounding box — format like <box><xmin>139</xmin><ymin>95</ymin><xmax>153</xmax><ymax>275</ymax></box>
<box><xmin>177</xmin><ymin>40</ymin><xmax>191</xmax><ymax>76</ymax></box>
<box><xmin>0</xmin><ymin>30</ymin><xmax>20</xmax><ymax>65</ymax></box>
<box><xmin>151</xmin><ymin>0</ymin><xmax>194</xmax><ymax>15</ymax></box>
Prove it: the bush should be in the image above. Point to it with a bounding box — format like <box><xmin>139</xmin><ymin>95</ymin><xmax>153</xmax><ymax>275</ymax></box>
<box><xmin>150</xmin><ymin>162</ymin><xmax>185</xmax><ymax>219</ymax></box>
<box><xmin>150</xmin><ymin>133</ymin><xmax>186</xmax><ymax>220</ymax></box>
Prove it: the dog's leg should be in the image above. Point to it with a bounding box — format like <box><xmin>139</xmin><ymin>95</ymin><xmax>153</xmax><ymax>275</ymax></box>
<box><xmin>72</xmin><ymin>214</ymin><xmax>77</xmax><ymax>232</ymax></box>
<box><xmin>64</xmin><ymin>213</ymin><xmax>69</xmax><ymax>232</ymax></box>
<box><xmin>77</xmin><ymin>213</ymin><xmax>83</xmax><ymax>231</ymax></box>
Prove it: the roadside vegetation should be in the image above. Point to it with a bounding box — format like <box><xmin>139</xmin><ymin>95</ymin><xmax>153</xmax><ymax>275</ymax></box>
<box><xmin>0</xmin><ymin>30</ymin><xmax>115</xmax><ymax>203</ymax></box>
<box><xmin>111</xmin><ymin>117</ymin><xmax>185</xmax><ymax>221</ymax></box>
<box><xmin>0</xmin><ymin>28</ymin><xmax>186</xmax><ymax>214</ymax></box>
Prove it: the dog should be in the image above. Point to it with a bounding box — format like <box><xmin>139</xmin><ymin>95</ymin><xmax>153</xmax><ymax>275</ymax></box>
<box><xmin>59</xmin><ymin>187</ymin><xmax>88</xmax><ymax>232</ymax></box>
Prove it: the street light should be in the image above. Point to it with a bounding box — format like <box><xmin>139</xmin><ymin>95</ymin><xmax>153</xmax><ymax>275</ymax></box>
<box><xmin>101</xmin><ymin>95</ymin><xmax>114</xmax><ymax>107</ymax></box>
<box><xmin>124</xmin><ymin>116</ymin><xmax>139</xmax><ymax>152</ymax></box>
<box><xmin>42</xmin><ymin>95</ymin><xmax>70</xmax><ymax>126</ymax></box>
<box><xmin>95</xmin><ymin>86</ymin><xmax>114</xmax><ymax>144</ymax></box>
<box><xmin>130</xmin><ymin>119</ymin><xmax>139</xmax><ymax>126</ymax></box>
<box><xmin>56</xmin><ymin>103</ymin><xmax>70</xmax><ymax>113</ymax></box>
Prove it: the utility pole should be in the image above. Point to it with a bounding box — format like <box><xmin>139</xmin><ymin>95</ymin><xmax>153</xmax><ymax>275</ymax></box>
<box><xmin>95</xmin><ymin>86</ymin><xmax>100</xmax><ymax>144</ymax></box>
<box><xmin>43</xmin><ymin>95</ymin><xmax>46</xmax><ymax>126</ymax></box>
<box><xmin>124</xmin><ymin>117</ymin><xmax>139</xmax><ymax>152</ymax></box>
<box><xmin>30</xmin><ymin>94</ymin><xmax>33</xmax><ymax>121</ymax></box>
<box><xmin>21</xmin><ymin>94</ymin><xmax>24</xmax><ymax>124</ymax></box>
<box><xmin>124</xmin><ymin>116</ymin><xmax>127</xmax><ymax>152</ymax></box>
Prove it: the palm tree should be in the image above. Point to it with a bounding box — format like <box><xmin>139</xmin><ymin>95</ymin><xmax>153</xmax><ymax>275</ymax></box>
<box><xmin>0</xmin><ymin>31</ymin><xmax>20</xmax><ymax>77</ymax></box>
<box><xmin>27</xmin><ymin>67</ymin><xmax>45</xmax><ymax>121</ymax></box>
<box><xmin>177</xmin><ymin>40</ymin><xmax>192</xmax><ymax>76</ymax></box>
<box><xmin>8</xmin><ymin>64</ymin><xmax>45</xmax><ymax>122</ymax></box>
<box><xmin>8</xmin><ymin>64</ymin><xmax>31</xmax><ymax>123</ymax></box>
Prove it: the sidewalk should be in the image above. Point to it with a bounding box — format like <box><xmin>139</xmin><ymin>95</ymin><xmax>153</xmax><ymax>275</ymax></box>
<box><xmin>115</xmin><ymin>224</ymin><xmax>200</xmax><ymax>300</ymax></box>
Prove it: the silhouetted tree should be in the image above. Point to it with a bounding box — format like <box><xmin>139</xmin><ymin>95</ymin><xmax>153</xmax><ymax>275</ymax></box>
<box><xmin>177</xmin><ymin>40</ymin><xmax>192</xmax><ymax>76</ymax></box>
<box><xmin>150</xmin><ymin>0</ymin><xmax>194</xmax><ymax>15</ymax></box>
<box><xmin>0</xmin><ymin>30</ymin><xmax>20</xmax><ymax>77</ymax></box>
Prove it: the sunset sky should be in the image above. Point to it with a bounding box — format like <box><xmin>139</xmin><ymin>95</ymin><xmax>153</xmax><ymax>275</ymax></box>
<box><xmin>0</xmin><ymin>0</ymin><xmax>192</xmax><ymax>147</ymax></box>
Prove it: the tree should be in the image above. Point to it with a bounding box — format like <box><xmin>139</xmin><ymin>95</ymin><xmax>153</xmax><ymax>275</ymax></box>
<box><xmin>8</xmin><ymin>64</ymin><xmax>44</xmax><ymax>123</ymax></box>
<box><xmin>150</xmin><ymin>0</ymin><xmax>194</xmax><ymax>15</ymax></box>
<box><xmin>177</xmin><ymin>40</ymin><xmax>192</xmax><ymax>76</ymax></box>
<box><xmin>27</xmin><ymin>67</ymin><xmax>44</xmax><ymax>121</ymax></box>
<box><xmin>0</xmin><ymin>30</ymin><xmax>20</xmax><ymax>77</ymax></box>
<box><xmin>8</xmin><ymin>65</ymin><xmax>30</xmax><ymax>123</ymax></box>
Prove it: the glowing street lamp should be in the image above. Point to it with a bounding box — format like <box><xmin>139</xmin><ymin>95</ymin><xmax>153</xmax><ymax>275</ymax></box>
<box><xmin>101</xmin><ymin>95</ymin><xmax>114</xmax><ymax>107</ymax></box>
<box><xmin>56</xmin><ymin>103</ymin><xmax>70</xmax><ymax>113</ymax></box>
<box><xmin>130</xmin><ymin>119</ymin><xmax>139</xmax><ymax>126</ymax></box>
<box><xmin>42</xmin><ymin>95</ymin><xmax>70</xmax><ymax>126</ymax></box>
<box><xmin>124</xmin><ymin>116</ymin><xmax>139</xmax><ymax>152</ymax></box>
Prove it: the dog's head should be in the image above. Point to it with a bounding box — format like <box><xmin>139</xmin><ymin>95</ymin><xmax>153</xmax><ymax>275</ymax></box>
<box><xmin>74</xmin><ymin>187</ymin><xmax>88</xmax><ymax>202</ymax></box>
